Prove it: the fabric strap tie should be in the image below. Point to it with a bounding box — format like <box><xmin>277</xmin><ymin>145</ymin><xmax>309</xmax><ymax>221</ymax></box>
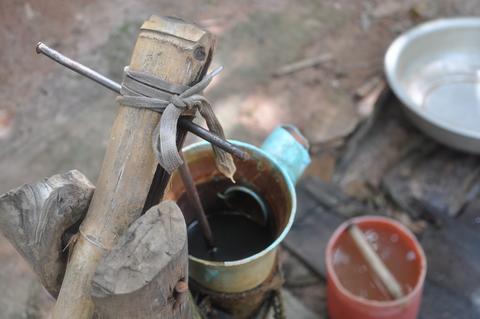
<box><xmin>117</xmin><ymin>66</ymin><xmax>236</xmax><ymax>180</ymax></box>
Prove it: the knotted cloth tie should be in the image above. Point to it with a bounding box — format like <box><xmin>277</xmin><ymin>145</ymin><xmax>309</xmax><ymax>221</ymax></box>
<box><xmin>117</xmin><ymin>66</ymin><xmax>236</xmax><ymax>180</ymax></box>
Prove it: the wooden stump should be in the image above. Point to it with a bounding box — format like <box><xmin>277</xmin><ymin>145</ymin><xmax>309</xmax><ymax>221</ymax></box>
<box><xmin>0</xmin><ymin>170</ymin><xmax>94</xmax><ymax>297</ymax></box>
<box><xmin>52</xmin><ymin>16</ymin><xmax>214</xmax><ymax>319</ymax></box>
<box><xmin>91</xmin><ymin>201</ymin><xmax>196</xmax><ymax>319</ymax></box>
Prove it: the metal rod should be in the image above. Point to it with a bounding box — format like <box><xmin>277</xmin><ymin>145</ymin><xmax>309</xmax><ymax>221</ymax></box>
<box><xmin>37</xmin><ymin>42</ymin><xmax>222</xmax><ymax>249</ymax></box>
<box><xmin>178</xmin><ymin>159</ymin><xmax>215</xmax><ymax>248</ymax></box>
<box><xmin>179</xmin><ymin>119</ymin><xmax>248</xmax><ymax>160</ymax></box>
<box><xmin>36</xmin><ymin>42</ymin><xmax>249</xmax><ymax>161</ymax></box>
<box><xmin>36</xmin><ymin>42</ymin><xmax>121</xmax><ymax>93</ymax></box>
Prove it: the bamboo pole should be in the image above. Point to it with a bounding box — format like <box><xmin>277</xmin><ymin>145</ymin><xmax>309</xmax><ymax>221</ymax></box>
<box><xmin>51</xmin><ymin>16</ymin><xmax>215</xmax><ymax>319</ymax></box>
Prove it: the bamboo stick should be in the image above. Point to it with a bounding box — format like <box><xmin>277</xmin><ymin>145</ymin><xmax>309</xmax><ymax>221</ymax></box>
<box><xmin>51</xmin><ymin>16</ymin><xmax>215</xmax><ymax>319</ymax></box>
<box><xmin>348</xmin><ymin>224</ymin><xmax>404</xmax><ymax>300</ymax></box>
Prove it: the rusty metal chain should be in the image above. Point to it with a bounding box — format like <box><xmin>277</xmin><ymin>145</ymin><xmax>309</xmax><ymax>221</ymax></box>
<box><xmin>272</xmin><ymin>289</ymin><xmax>285</xmax><ymax>319</ymax></box>
<box><xmin>197</xmin><ymin>295</ymin><xmax>212</xmax><ymax>319</ymax></box>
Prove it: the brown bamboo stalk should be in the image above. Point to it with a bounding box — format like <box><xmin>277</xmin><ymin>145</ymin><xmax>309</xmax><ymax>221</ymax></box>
<box><xmin>51</xmin><ymin>16</ymin><xmax>215</xmax><ymax>319</ymax></box>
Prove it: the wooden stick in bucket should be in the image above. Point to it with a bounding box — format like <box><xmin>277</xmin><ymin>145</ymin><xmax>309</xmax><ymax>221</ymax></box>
<box><xmin>348</xmin><ymin>224</ymin><xmax>404</xmax><ymax>300</ymax></box>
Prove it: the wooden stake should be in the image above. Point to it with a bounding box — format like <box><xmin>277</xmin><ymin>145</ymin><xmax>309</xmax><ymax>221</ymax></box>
<box><xmin>91</xmin><ymin>201</ymin><xmax>198</xmax><ymax>319</ymax></box>
<box><xmin>348</xmin><ymin>224</ymin><xmax>404</xmax><ymax>300</ymax></box>
<box><xmin>0</xmin><ymin>170</ymin><xmax>94</xmax><ymax>297</ymax></box>
<box><xmin>52</xmin><ymin>16</ymin><xmax>215</xmax><ymax>319</ymax></box>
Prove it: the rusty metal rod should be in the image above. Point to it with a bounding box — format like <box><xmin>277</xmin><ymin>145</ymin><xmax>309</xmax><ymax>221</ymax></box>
<box><xmin>178</xmin><ymin>159</ymin><xmax>215</xmax><ymax>248</ymax></box>
<box><xmin>36</xmin><ymin>42</ymin><xmax>121</xmax><ymax>93</ymax></box>
<box><xmin>35</xmin><ymin>42</ymin><xmax>249</xmax><ymax>161</ymax></box>
<box><xmin>37</xmin><ymin>42</ymin><xmax>219</xmax><ymax>248</ymax></box>
<box><xmin>178</xmin><ymin>119</ymin><xmax>248</xmax><ymax>160</ymax></box>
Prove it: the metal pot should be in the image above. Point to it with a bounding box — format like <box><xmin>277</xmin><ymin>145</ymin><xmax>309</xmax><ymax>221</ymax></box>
<box><xmin>164</xmin><ymin>125</ymin><xmax>310</xmax><ymax>293</ymax></box>
<box><xmin>385</xmin><ymin>18</ymin><xmax>480</xmax><ymax>153</ymax></box>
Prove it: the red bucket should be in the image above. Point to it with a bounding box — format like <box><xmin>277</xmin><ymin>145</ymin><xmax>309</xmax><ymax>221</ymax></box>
<box><xmin>326</xmin><ymin>216</ymin><xmax>427</xmax><ymax>319</ymax></box>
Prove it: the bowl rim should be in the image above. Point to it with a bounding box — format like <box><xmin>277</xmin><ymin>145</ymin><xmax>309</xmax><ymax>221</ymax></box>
<box><xmin>384</xmin><ymin>17</ymin><xmax>480</xmax><ymax>141</ymax></box>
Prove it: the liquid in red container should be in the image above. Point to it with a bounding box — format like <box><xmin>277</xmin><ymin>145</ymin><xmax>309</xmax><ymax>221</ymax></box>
<box><xmin>326</xmin><ymin>216</ymin><xmax>427</xmax><ymax>319</ymax></box>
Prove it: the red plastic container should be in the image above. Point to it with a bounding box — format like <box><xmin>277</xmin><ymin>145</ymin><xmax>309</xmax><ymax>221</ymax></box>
<box><xmin>326</xmin><ymin>216</ymin><xmax>427</xmax><ymax>319</ymax></box>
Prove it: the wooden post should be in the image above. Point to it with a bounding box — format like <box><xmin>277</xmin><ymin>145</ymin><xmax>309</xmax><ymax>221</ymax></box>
<box><xmin>91</xmin><ymin>201</ymin><xmax>197</xmax><ymax>319</ymax></box>
<box><xmin>0</xmin><ymin>170</ymin><xmax>94</xmax><ymax>297</ymax></box>
<box><xmin>52</xmin><ymin>16</ymin><xmax>214</xmax><ymax>319</ymax></box>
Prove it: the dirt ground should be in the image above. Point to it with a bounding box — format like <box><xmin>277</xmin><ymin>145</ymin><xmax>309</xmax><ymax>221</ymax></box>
<box><xmin>0</xmin><ymin>0</ymin><xmax>479</xmax><ymax>318</ymax></box>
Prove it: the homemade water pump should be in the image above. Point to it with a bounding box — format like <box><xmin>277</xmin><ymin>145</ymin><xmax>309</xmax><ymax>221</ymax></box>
<box><xmin>0</xmin><ymin>15</ymin><xmax>311</xmax><ymax>319</ymax></box>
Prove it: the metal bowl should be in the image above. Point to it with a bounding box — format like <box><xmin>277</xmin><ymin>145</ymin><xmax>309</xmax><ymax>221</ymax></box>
<box><xmin>385</xmin><ymin>18</ymin><xmax>480</xmax><ymax>153</ymax></box>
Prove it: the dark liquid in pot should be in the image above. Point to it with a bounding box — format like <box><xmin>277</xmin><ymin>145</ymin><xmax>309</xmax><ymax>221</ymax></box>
<box><xmin>188</xmin><ymin>213</ymin><xmax>274</xmax><ymax>262</ymax></box>
<box><xmin>178</xmin><ymin>179</ymin><xmax>276</xmax><ymax>262</ymax></box>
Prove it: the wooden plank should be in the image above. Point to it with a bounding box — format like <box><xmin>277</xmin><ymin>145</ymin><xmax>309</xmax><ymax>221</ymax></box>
<box><xmin>284</xmin><ymin>179</ymin><xmax>347</xmax><ymax>278</ymax></box>
<box><xmin>383</xmin><ymin>145</ymin><xmax>480</xmax><ymax>219</ymax></box>
<box><xmin>284</xmin><ymin>205</ymin><xmax>344</xmax><ymax>278</ymax></box>
<box><xmin>420</xmin><ymin>217</ymin><xmax>480</xmax><ymax>302</ymax></box>
<box><xmin>333</xmin><ymin>95</ymin><xmax>422</xmax><ymax>200</ymax></box>
<box><xmin>420</xmin><ymin>280</ymin><xmax>479</xmax><ymax>319</ymax></box>
<box><xmin>52</xmin><ymin>16</ymin><xmax>215</xmax><ymax>319</ymax></box>
<box><xmin>301</xmin><ymin>177</ymin><xmax>372</xmax><ymax>219</ymax></box>
<box><xmin>458</xmin><ymin>196</ymin><xmax>480</xmax><ymax>232</ymax></box>
<box><xmin>294</xmin><ymin>180</ymin><xmax>323</xmax><ymax>221</ymax></box>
